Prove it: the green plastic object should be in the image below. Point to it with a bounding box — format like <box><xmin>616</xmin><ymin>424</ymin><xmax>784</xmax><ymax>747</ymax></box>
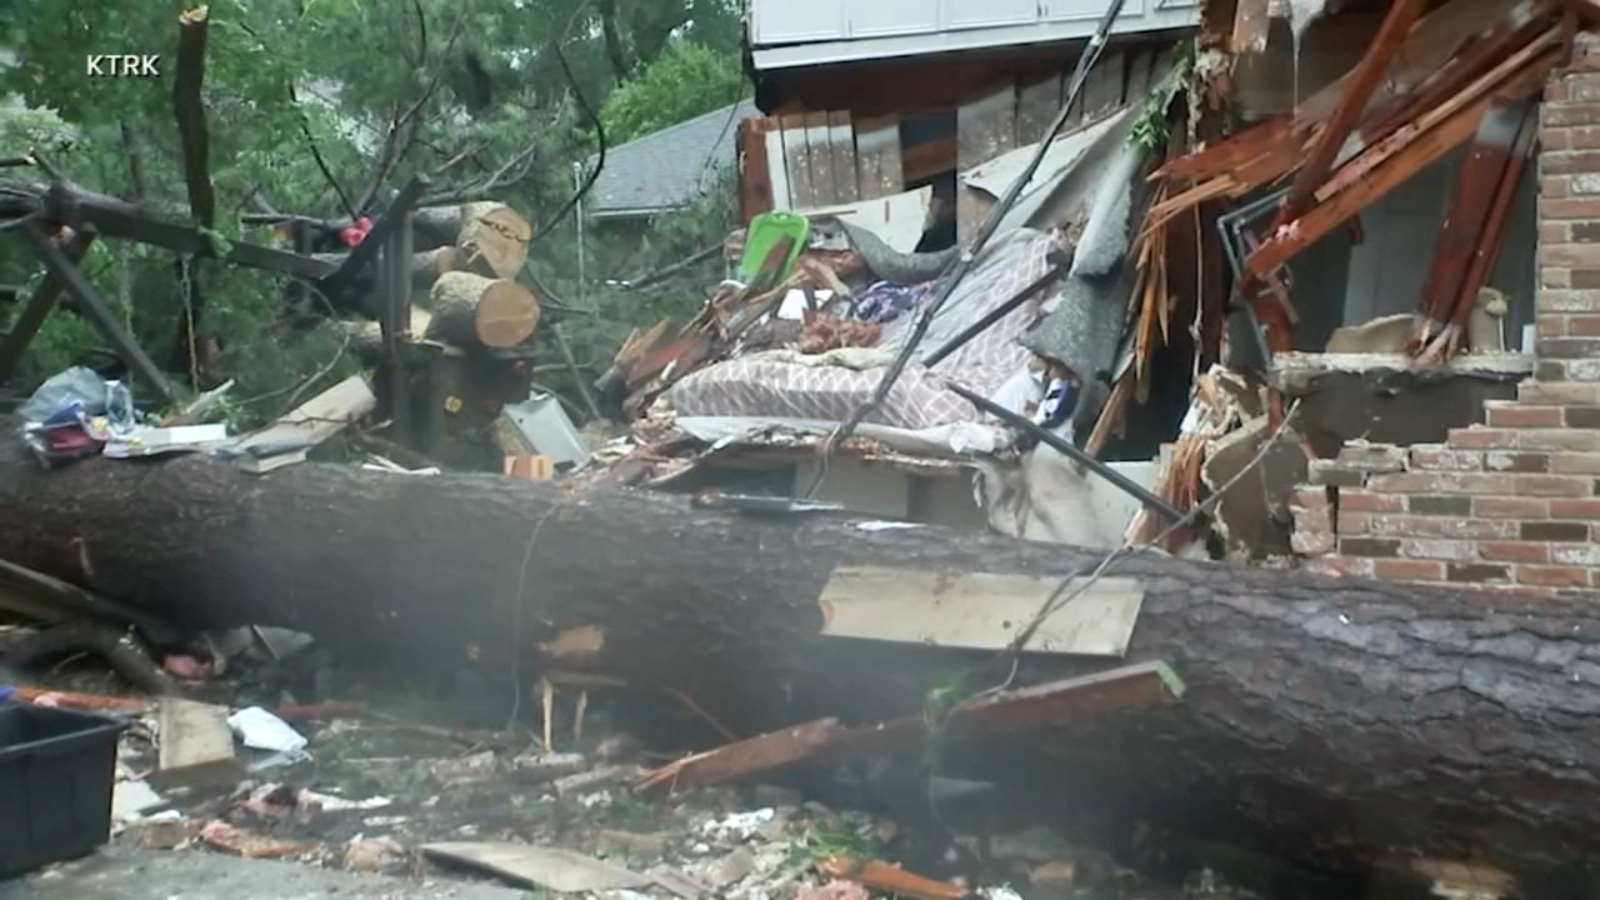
<box><xmin>737</xmin><ymin>211</ymin><xmax>809</xmax><ymax>285</ymax></box>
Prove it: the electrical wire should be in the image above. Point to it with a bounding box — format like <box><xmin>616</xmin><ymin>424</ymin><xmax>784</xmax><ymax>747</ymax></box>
<box><xmin>523</xmin><ymin>42</ymin><xmax>605</xmax><ymax>248</ymax></box>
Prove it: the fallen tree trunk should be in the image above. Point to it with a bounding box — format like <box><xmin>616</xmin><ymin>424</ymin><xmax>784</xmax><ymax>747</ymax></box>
<box><xmin>0</xmin><ymin>455</ymin><xmax>1597</xmax><ymax>888</ymax></box>
<box><xmin>421</xmin><ymin>270</ymin><xmax>539</xmax><ymax>348</ymax></box>
<box><xmin>331</xmin><ymin>307</ymin><xmax>435</xmax><ymax>361</ymax></box>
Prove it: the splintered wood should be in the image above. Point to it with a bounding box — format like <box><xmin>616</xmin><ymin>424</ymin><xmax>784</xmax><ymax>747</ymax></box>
<box><xmin>818</xmin><ymin>856</ymin><xmax>969</xmax><ymax>900</ymax></box>
<box><xmin>634</xmin><ymin>662</ymin><xmax>1184</xmax><ymax>793</ymax></box>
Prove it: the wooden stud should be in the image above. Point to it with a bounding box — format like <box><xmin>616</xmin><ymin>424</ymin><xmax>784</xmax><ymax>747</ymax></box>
<box><xmin>736</xmin><ymin>118</ymin><xmax>776</xmax><ymax>223</ymax></box>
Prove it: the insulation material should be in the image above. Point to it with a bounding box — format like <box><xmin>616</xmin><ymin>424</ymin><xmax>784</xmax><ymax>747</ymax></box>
<box><xmin>668</xmin><ymin>229</ymin><xmax>1054</xmax><ymax>430</ymax></box>
<box><xmin>1019</xmin><ymin>140</ymin><xmax>1153</xmax><ymax>385</ymax></box>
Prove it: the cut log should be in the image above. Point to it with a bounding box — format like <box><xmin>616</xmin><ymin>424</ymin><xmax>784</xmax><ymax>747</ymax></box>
<box><xmin>1</xmin><ymin>456</ymin><xmax>1599</xmax><ymax>887</ymax></box>
<box><xmin>335</xmin><ymin>307</ymin><xmax>436</xmax><ymax>360</ymax></box>
<box><xmin>421</xmin><ymin>271</ymin><xmax>539</xmax><ymax>348</ymax></box>
<box><xmin>407</xmin><ymin>202</ymin><xmax>531</xmax><ymax>269</ymax></box>
<box><xmin>453</xmin><ymin>202</ymin><xmax>531</xmax><ymax>279</ymax></box>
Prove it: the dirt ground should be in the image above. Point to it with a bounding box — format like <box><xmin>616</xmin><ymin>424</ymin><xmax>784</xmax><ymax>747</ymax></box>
<box><xmin>0</xmin><ymin>628</ymin><xmax>1418</xmax><ymax>900</ymax></box>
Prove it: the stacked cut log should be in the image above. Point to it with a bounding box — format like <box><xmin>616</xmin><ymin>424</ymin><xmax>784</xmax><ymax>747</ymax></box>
<box><xmin>325</xmin><ymin>201</ymin><xmax>540</xmax><ymax>359</ymax></box>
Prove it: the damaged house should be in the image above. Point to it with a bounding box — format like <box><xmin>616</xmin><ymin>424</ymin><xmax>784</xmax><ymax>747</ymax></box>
<box><xmin>592</xmin><ymin>0</ymin><xmax>1600</xmax><ymax>594</ymax></box>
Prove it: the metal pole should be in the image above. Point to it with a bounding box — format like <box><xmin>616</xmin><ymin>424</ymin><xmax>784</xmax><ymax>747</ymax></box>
<box><xmin>573</xmin><ymin>161</ymin><xmax>586</xmax><ymax>302</ymax></box>
<box><xmin>944</xmin><ymin>380</ymin><xmax>1193</xmax><ymax>526</ymax></box>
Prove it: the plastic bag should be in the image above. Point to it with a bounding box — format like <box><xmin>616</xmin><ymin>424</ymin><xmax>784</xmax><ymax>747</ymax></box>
<box><xmin>19</xmin><ymin>366</ymin><xmax>109</xmax><ymax>425</ymax></box>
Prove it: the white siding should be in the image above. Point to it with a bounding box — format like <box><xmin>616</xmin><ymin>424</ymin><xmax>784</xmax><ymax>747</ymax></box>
<box><xmin>750</xmin><ymin>0</ymin><xmax>1197</xmax><ymax>69</ymax></box>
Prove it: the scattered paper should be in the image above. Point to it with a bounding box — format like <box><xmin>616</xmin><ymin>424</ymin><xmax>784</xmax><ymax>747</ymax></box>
<box><xmin>227</xmin><ymin>706</ymin><xmax>308</xmax><ymax>753</ymax></box>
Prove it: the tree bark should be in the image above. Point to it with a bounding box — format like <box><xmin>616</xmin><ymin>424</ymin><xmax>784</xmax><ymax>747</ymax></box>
<box><xmin>0</xmin><ymin>455</ymin><xmax>1597</xmax><ymax>886</ymax></box>
<box><xmin>420</xmin><ymin>270</ymin><xmax>538</xmax><ymax>348</ymax></box>
<box><xmin>0</xmin><ymin>179</ymin><xmax>333</xmax><ymax>280</ymax></box>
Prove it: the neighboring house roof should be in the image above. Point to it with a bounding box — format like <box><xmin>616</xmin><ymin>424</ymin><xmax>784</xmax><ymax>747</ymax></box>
<box><xmin>585</xmin><ymin>99</ymin><xmax>758</xmax><ymax>220</ymax></box>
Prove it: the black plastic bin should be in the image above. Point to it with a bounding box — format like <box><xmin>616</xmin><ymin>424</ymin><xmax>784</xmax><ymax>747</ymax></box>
<box><xmin>0</xmin><ymin>702</ymin><xmax>128</xmax><ymax>879</ymax></box>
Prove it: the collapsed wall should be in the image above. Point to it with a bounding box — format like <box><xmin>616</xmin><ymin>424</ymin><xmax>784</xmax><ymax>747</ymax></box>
<box><xmin>1289</xmin><ymin>58</ymin><xmax>1600</xmax><ymax>595</ymax></box>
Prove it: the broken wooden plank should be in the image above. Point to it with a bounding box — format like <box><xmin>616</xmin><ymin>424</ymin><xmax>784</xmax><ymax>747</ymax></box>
<box><xmin>422</xmin><ymin>842</ymin><xmax>652</xmax><ymax>892</ymax></box>
<box><xmin>817</xmin><ymin>566</ymin><xmax>1144</xmax><ymax>657</ymax></box>
<box><xmin>780</xmin><ymin>114</ymin><xmax>816</xmax><ymax>209</ymax></box>
<box><xmin>956</xmin><ymin>86</ymin><xmax>1019</xmax><ymax>242</ymax></box>
<box><xmin>1413</xmin><ymin>99</ymin><xmax>1527</xmax><ymax>338</ymax></box>
<box><xmin>635</xmin><ymin>662</ymin><xmax>1183</xmax><ymax>792</ymax></box>
<box><xmin>1245</xmin><ymin>48</ymin><xmax>1555</xmax><ymax>279</ymax></box>
<box><xmin>818</xmin><ymin>856</ymin><xmax>969</xmax><ymax>900</ymax></box>
<box><xmin>1275</xmin><ymin>0</ymin><xmax>1430</xmax><ymax>228</ymax></box>
<box><xmin>1422</xmin><ymin>97</ymin><xmax>1538</xmax><ymax>361</ymax></box>
<box><xmin>149</xmin><ymin>697</ymin><xmax>243</xmax><ymax>789</ymax></box>
<box><xmin>826</xmin><ymin>111</ymin><xmax>859</xmax><ymax>203</ymax></box>
<box><xmin>234</xmin><ymin>374</ymin><xmax>377</xmax><ymax>451</ymax></box>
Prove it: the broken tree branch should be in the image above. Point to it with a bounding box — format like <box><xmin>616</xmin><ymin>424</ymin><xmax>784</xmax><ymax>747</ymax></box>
<box><xmin>0</xmin><ymin>179</ymin><xmax>335</xmax><ymax>279</ymax></box>
<box><xmin>173</xmin><ymin>5</ymin><xmax>216</xmax><ymax>230</ymax></box>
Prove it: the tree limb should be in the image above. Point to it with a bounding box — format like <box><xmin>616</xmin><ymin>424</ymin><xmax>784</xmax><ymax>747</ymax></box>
<box><xmin>173</xmin><ymin>5</ymin><xmax>215</xmax><ymax>229</ymax></box>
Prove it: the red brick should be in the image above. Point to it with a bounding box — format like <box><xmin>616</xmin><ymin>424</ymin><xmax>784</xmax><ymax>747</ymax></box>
<box><xmin>1480</xmin><ymin>541</ymin><xmax>1551</xmax><ymax>563</ymax></box>
<box><xmin>1537</xmin><ymin>337</ymin><xmax>1600</xmax><ymax>359</ymax></box>
<box><xmin>1474</xmin><ymin>496</ymin><xmax>1550</xmax><ymax>518</ymax></box>
<box><xmin>1568</xmin><ymin>314</ymin><xmax>1600</xmax><ymax>335</ymax></box>
<box><xmin>1553</xmin><ymin>544</ymin><xmax>1600</xmax><ymax>566</ymax></box>
<box><xmin>1520</xmin><ymin>381</ymin><xmax>1600</xmax><ymax>405</ymax></box>
<box><xmin>1335</xmin><ymin>512</ymin><xmax>1369</xmax><ymax>535</ymax></box>
<box><xmin>1542</xmin><ymin>102</ymin><xmax>1600</xmax><ymax>126</ymax></box>
<box><xmin>1366</xmin><ymin>517</ymin><xmax>1514</xmax><ymax>539</ymax></box>
<box><xmin>1291</xmin><ymin>488</ymin><xmax>1329</xmax><ymax>510</ymax></box>
<box><xmin>1398</xmin><ymin>538</ymin><xmax>1477</xmax><ymax>560</ymax></box>
<box><xmin>1374</xmin><ymin>559</ymin><xmax>1446</xmax><ymax>581</ymax></box>
<box><xmin>1551</xmin><ymin>498</ymin><xmax>1600</xmax><ymax>518</ymax></box>
<box><xmin>1308</xmin><ymin>460</ymin><xmax>1369</xmax><ymax>487</ymax></box>
<box><xmin>1544</xmin><ymin>222</ymin><xmax>1573</xmax><ymax>243</ymax></box>
<box><xmin>1547</xmin><ymin>80</ymin><xmax>1571</xmax><ymax>103</ymax></box>
<box><xmin>1448</xmin><ymin>428</ymin><xmax>1517</xmax><ymax>449</ymax></box>
<box><xmin>1512</xmin><ymin>474</ymin><xmax>1595</xmax><ymax>496</ymax></box>
<box><xmin>1290</xmin><ymin>530</ymin><xmax>1335</xmax><ymax>556</ymax></box>
<box><xmin>1546</xmin><ymin>359</ymin><xmax>1600</xmax><ymax>381</ymax></box>
<box><xmin>1407</xmin><ymin>447</ymin><xmax>1484</xmax><ymax>471</ymax></box>
<box><xmin>1339</xmin><ymin>490</ymin><xmax>1406</xmax><ymax>513</ymax></box>
<box><xmin>1550</xmin><ymin>452</ymin><xmax>1600</xmax><ymax>474</ymax></box>
<box><xmin>1302</xmin><ymin>557</ymin><xmax>1374</xmax><ymax>579</ymax></box>
<box><xmin>1485</xmin><ymin>405</ymin><xmax>1564</xmax><ymax>427</ymax></box>
<box><xmin>1541</xmin><ymin>244</ymin><xmax>1600</xmax><ymax>267</ymax></box>
<box><xmin>1544</xmin><ymin>127</ymin><xmax>1573</xmax><ymax>150</ymax></box>
<box><xmin>1515</xmin><ymin>564</ymin><xmax>1592</xmax><ymax>586</ymax></box>
<box><xmin>1540</xmin><ymin>315</ymin><xmax>1570</xmax><ymax>338</ymax></box>
<box><xmin>1448</xmin><ymin>562</ymin><xmax>1512</xmax><ymax>583</ymax></box>
<box><xmin>1569</xmin><ymin>126</ymin><xmax>1600</xmax><ymax>149</ymax></box>
<box><xmin>1294</xmin><ymin>507</ymin><xmax>1332</xmax><ymax>533</ymax></box>
<box><xmin>1518</xmin><ymin>430</ymin><xmax>1600</xmax><ymax>451</ymax></box>
<box><xmin>1484</xmin><ymin>451</ymin><xmax>1550</xmax><ymax>473</ymax></box>
<box><xmin>1541</xmin><ymin>198</ymin><xmax>1600</xmax><ymax>219</ymax></box>
<box><xmin>1333</xmin><ymin>442</ymin><xmax>1407</xmax><ymax>472</ymax></box>
<box><xmin>1366</xmin><ymin>473</ymin><xmax>1513</xmax><ymax>494</ymax></box>
<box><xmin>1545</xmin><ymin>174</ymin><xmax>1573</xmax><ymax>198</ymax></box>
<box><xmin>1544</xmin><ymin>151</ymin><xmax>1600</xmax><ymax>175</ymax></box>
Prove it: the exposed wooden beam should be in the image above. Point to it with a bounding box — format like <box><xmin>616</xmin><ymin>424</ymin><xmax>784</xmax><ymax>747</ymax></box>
<box><xmin>1276</xmin><ymin>0</ymin><xmax>1429</xmax><ymax>225</ymax></box>
<box><xmin>1243</xmin><ymin>50</ymin><xmax>1554</xmax><ymax>280</ymax></box>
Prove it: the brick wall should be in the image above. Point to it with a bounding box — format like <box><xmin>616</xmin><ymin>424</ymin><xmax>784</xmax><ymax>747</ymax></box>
<box><xmin>1290</xmin><ymin>55</ymin><xmax>1600</xmax><ymax>598</ymax></box>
